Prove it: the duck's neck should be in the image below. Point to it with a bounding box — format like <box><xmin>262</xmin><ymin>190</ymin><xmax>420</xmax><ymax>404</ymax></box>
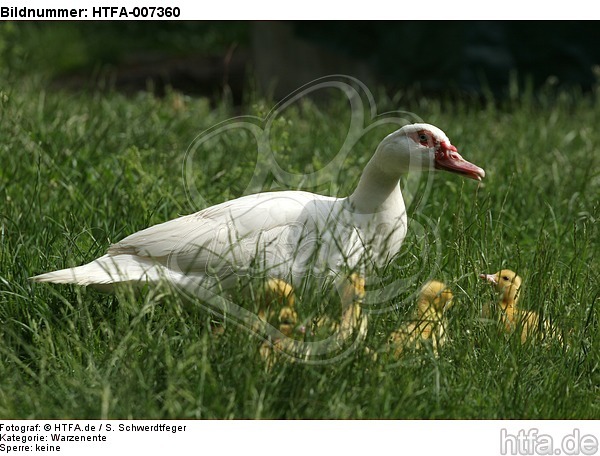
<box><xmin>500</xmin><ymin>285</ymin><xmax>520</xmax><ymax>310</ymax></box>
<box><xmin>500</xmin><ymin>295</ymin><xmax>518</xmax><ymax>322</ymax></box>
<box><xmin>417</xmin><ymin>300</ymin><xmax>444</xmax><ymax>321</ymax></box>
<box><xmin>348</xmin><ymin>156</ymin><xmax>404</xmax><ymax>214</ymax></box>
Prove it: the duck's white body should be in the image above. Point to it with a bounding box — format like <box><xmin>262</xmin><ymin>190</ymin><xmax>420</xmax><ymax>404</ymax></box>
<box><xmin>31</xmin><ymin>123</ymin><xmax>484</xmax><ymax>293</ymax></box>
<box><xmin>32</xmin><ymin>191</ymin><xmax>406</xmax><ymax>293</ymax></box>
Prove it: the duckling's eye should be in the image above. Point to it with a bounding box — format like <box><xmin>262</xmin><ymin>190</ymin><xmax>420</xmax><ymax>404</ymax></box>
<box><xmin>502</xmin><ymin>276</ymin><xmax>510</xmax><ymax>281</ymax></box>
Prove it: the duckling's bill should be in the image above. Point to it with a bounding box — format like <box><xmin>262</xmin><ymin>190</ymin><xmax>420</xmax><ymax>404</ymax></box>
<box><xmin>480</xmin><ymin>273</ymin><xmax>498</xmax><ymax>285</ymax></box>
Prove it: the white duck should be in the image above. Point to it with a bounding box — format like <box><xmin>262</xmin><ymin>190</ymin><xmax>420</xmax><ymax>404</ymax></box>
<box><xmin>31</xmin><ymin>123</ymin><xmax>484</xmax><ymax>301</ymax></box>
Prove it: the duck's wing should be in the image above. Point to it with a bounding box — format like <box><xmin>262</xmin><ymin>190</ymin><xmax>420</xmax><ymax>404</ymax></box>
<box><xmin>31</xmin><ymin>191</ymin><xmax>341</xmax><ymax>288</ymax></box>
<box><xmin>108</xmin><ymin>191</ymin><xmax>334</xmax><ymax>275</ymax></box>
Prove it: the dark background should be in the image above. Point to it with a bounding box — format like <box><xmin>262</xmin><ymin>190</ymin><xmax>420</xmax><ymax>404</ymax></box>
<box><xmin>2</xmin><ymin>21</ymin><xmax>599</xmax><ymax>100</ymax></box>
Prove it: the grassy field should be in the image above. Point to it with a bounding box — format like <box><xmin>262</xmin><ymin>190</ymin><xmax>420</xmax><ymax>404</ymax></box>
<box><xmin>0</xmin><ymin>76</ymin><xmax>599</xmax><ymax>419</ymax></box>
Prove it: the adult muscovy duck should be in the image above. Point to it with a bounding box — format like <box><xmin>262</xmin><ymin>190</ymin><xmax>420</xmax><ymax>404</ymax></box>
<box><xmin>31</xmin><ymin>123</ymin><xmax>484</xmax><ymax>297</ymax></box>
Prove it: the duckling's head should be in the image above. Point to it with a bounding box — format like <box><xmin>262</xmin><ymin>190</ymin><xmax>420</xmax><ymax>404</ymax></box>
<box><xmin>419</xmin><ymin>280</ymin><xmax>454</xmax><ymax>313</ymax></box>
<box><xmin>278</xmin><ymin>307</ymin><xmax>298</xmax><ymax>337</ymax></box>
<box><xmin>480</xmin><ymin>269</ymin><xmax>522</xmax><ymax>305</ymax></box>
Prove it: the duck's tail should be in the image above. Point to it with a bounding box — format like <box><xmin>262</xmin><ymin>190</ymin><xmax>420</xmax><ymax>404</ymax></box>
<box><xmin>30</xmin><ymin>254</ymin><xmax>166</xmax><ymax>291</ymax></box>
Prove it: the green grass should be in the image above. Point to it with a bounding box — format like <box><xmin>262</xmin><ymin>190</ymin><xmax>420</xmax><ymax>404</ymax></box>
<box><xmin>0</xmin><ymin>76</ymin><xmax>599</xmax><ymax>419</ymax></box>
<box><xmin>0</xmin><ymin>22</ymin><xmax>250</xmax><ymax>77</ymax></box>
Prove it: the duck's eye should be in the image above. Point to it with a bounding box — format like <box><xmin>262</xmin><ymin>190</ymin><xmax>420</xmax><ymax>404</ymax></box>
<box><xmin>419</xmin><ymin>134</ymin><xmax>429</xmax><ymax>143</ymax></box>
<box><xmin>502</xmin><ymin>276</ymin><xmax>510</xmax><ymax>281</ymax></box>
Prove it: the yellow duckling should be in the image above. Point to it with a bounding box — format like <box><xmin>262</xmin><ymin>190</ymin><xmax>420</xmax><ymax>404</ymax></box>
<box><xmin>388</xmin><ymin>280</ymin><xmax>454</xmax><ymax>358</ymax></box>
<box><xmin>211</xmin><ymin>278</ymin><xmax>297</xmax><ymax>337</ymax></box>
<box><xmin>258</xmin><ymin>279</ymin><xmax>299</xmax><ymax>370</ymax></box>
<box><xmin>480</xmin><ymin>269</ymin><xmax>559</xmax><ymax>343</ymax></box>
<box><xmin>258</xmin><ymin>278</ymin><xmax>298</xmax><ymax>336</ymax></box>
<box><xmin>260</xmin><ymin>274</ymin><xmax>367</xmax><ymax>369</ymax></box>
<box><xmin>258</xmin><ymin>307</ymin><xmax>302</xmax><ymax>370</ymax></box>
<box><xmin>306</xmin><ymin>275</ymin><xmax>365</xmax><ymax>339</ymax></box>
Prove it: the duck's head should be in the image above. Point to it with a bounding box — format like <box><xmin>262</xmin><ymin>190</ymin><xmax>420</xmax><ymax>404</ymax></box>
<box><xmin>378</xmin><ymin>123</ymin><xmax>485</xmax><ymax>181</ymax></box>
<box><xmin>419</xmin><ymin>279</ymin><xmax>454</xmax><ymax>313</ymax></box>
<box><xmin>480</xmin><ymin>269</ymin><xmax>522</xmax><ymax>305</ymax></box>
